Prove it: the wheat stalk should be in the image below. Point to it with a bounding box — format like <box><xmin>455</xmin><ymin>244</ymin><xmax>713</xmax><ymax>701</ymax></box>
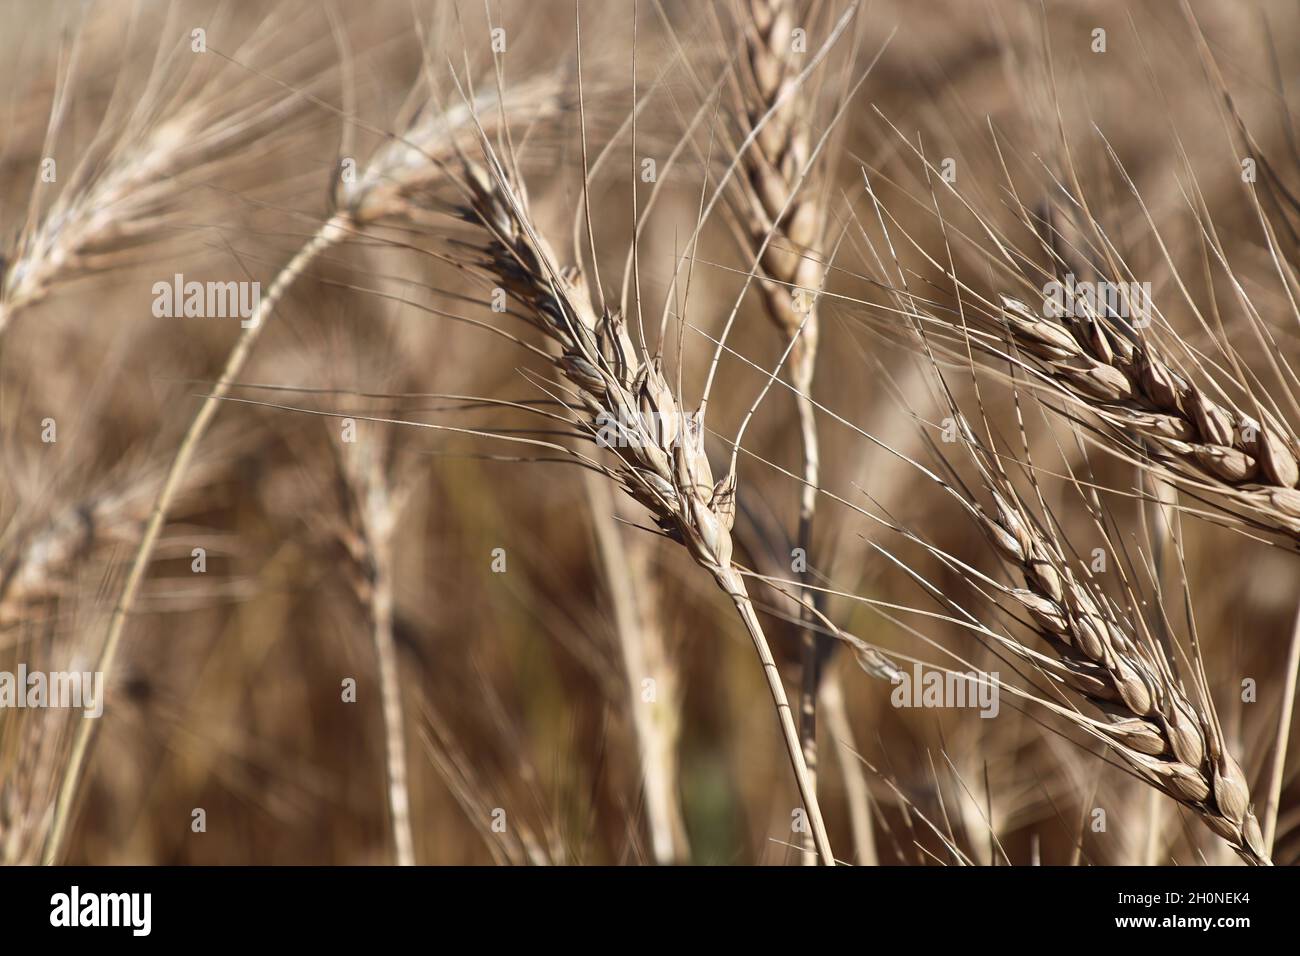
<box><xmin>1263</xmin><ymin>604</ymin><xmax>1300</xmax><ymax>855</ymax></box>
<box><xmin>437</xmin><ymin>139</ymin><xmax>835</xmax><ymax>862</ymax></box>
<box><xmin>733</xmin><ymin>0</ymin><xmax>832</xmax><ymax>864</ymax></box>
<box><xmin>331</xmin><ymin>431</ymin><xmax>417</xmax><ymax>866</ymax></box>
<box><xmin>583</xmin><ymin>474</ymin><xmax>690</xmax><ymax>863</ymax></box>
<box><xmin>40</xmin><ymin>214</ymin><xmax>349</xmax><ymax>864</ymax></box>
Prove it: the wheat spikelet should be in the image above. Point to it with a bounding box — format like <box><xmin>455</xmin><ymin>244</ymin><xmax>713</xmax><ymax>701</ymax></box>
<box><xmin>995</xmin><ymin>295</ymin><xmax>1300</xmax><ymax>544</ymax></box>
<box><xmin>0</xmin><ymin>448</ymin><xmax>231</xmax><ymax>631</ymax></box>
<box><xmin>0</xmin><ymin>489</ymin><xmax>150</xmax><ymax>630</ymax></box>
<box><xmin>737</xmin><ymin>0</ymin><xmax>827</xmax><ymax>371</ymax></box>
<box><xmin>931</xmin><ymin>407</ymin><xmax>1270</xmax><ymax>864</ymax></box>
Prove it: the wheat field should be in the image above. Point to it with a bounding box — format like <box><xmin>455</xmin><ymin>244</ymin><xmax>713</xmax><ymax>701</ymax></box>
<box><xmin>1</xmin><ymin>0</ymin><xmax>1299</xmax><ymax>868</ymax></box>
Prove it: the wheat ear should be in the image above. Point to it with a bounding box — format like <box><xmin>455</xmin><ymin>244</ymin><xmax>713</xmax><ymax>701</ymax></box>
<box><xmin>992</xmin><ymin>296</ymin><xmax>1300</xmax><ymax>545</ymax></box>
<box><xmin>1</xmin><ymin>482</ymin><xmax>159</xmax><ymax>630</ymax></box>
<box><xmin>734</xmin><ymin>0</ymin><xmax>832</xmax><ymax>865</ymax></box>
<box><xmin>934</xmin><ymin>409</ymin><xmax>1271</xmax><ymax>864</ymax></box>
<box><xmin>366</xmin><ymin>74</ymin><xmax>688</xmax><ymax>861</ymax></box>
<box><xmin>0</xmin><ymin>17</ymin><xmax>312</xmax><ymax>343</ymax></box>
<box><xmin>448</xmin><ymin>146</ymin><xmax>834</xmax><ymax>862</ymax></box>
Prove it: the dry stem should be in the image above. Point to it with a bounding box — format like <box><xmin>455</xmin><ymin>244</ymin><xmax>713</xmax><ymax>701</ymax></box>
<box><xmin>334</xmin><ymin>438</ymin><xmax>416</xmax><ymax>866</ymax></box>
<box><xmin>584</xmin><ymin>473</ymin><xmax>689</xmax><ymax>864</ymax></box>
<box><xmin>41</xmin><ymin>213</ymin><xmax>352</xmax><ymax>864</ymax></box>
<box><xmin>738</xmin><ymin>0</ymin><xmax>830</xmax><ymax>864</ymax></box>
<box><xmin>1263</xmin><ymin>603</ymin><xmax>1300</xmax><ymax>854</ymax></box>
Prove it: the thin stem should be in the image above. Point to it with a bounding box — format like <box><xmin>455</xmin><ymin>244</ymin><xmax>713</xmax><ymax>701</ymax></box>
<box><xmin>715</xmin><ymin>566</ymin><xmax>834</xmax><ymax>864</ymax></box>
<box><xmin>369</xmin><ymin>513</ymin><xmax>415</xmax><ymax>866</ymax></box>
<box><xmin>794</xmin><ymin>359</ymin><xmax>822</xmax><ymax>866</ymax></box>
<box><xmin>584</xmin><ymin>473</ymin><xmax>689</xmax><ymax>864</ymax></box>
<box><xmin>1142</xmin><ymin>788</ymin><xmax>1164</xmax><ymax>865</ymax></box>
<box><xmin>821</xmin><ymin>665</ymin><xmax>877</xmax><ymax>864</ymax></box>
<box><xmin>41</xmin><ymin>213</ymin><xmax>351</xmax><ymax>864</ymax></box>
<box><xmin>1263</xmin><ymin>602</ymin><xmax>1300</xmax><ymax>855</ymax></box>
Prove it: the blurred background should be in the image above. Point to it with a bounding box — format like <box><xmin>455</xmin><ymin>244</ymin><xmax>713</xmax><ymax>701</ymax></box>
<box><xmin>2</xmin><ymin>0</ymin><xmax>1299</xmax><ymax>865</ymax></box>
